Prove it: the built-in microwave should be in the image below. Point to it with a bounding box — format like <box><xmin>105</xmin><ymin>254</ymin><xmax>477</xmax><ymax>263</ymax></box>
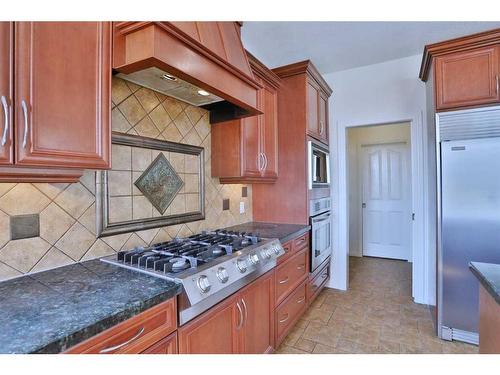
<box><xmin>308</xmin><ymin>141</ymin><xmax>330</xmax><ymax>189</ymax></box>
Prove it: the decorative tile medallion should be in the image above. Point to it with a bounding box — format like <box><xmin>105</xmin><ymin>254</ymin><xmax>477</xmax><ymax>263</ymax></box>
<box><xmin>134</xmin><ymin>154</ymin><xmax>184</xmax><ymax>215</ymax></box>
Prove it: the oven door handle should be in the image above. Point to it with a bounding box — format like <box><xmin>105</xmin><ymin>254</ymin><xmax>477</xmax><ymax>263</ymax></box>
<box><xmin>312</xmin><ymin>213</ymin><xmax>331</xmax><ymax>223</ymax></box>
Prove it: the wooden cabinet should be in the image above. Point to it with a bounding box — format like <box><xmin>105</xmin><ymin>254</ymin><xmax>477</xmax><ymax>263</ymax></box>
<box><xmin>66</xmin><ymin>298</ymin><xmax>177</xmax><ymax>354</ymax></box>
<box><xmin>15</xmin><ymin>22</ymin><xmax>111</xmax><ymax>169</ymax></box>
<box><xmin>478</xmin><ymin>285</ymin><xmax>500</xmax><ymax>354</ymax></box>
<box><xmin>0</xmin><ymin>22</ymin><xmax>13</xmax><ymax>165</ymax></box>
<box><xmin>252</xmin><ymin>60</ymin><xmax>332</xmax><ymax>225</ymax></box>
<box><xmin>306</xmin><ymin>78</ymin><xmax>329</xmax><ymax>145</ymax></box>
<box><xmin>142</xmin><ymin>332</ymin><xmax>178</xmax><ymax>354</ymax></box>
<box><xmin>420</xmin><ymin>29</ymin><xmax>500</xmax><ymax>111</ymax></box>
<box><xmin>212</xmin><ymin>52</ymin><xmax>280</xmax><ymax>183</ymax></box>
<box><xmin>0</xmin><ymin>22</ymin><xmax>111</xmax><ymax>182</ymax></box>
<box><xmin>178</xmin><ymin>270</ymin><xmax>275</xmax><ymax>354</ymax></box>
<box><xmin>276</xmin><ymin>280</ymin><xmax>307</xmax><ymax>345</ymax></box>
<box><xmin>178</xmin><ymin>295</ymin><xmax>239</xmax><ymax>354</ymax></box>
<box><xmin>434</xmin><ymin>45</ymin><xmax>500</xmax><ymax>110</ymax></box>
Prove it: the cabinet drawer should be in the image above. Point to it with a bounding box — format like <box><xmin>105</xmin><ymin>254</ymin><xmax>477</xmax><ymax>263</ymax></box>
<box><xmin>275</xmin><ymin>280</ymin><xmax>307</xmax><ymax>345</ymax></box>
<box><xmin>293</xmin><ymin>232</ymin><xmax>309</xmax><ymax>252</ymax></box>
<box><xmin>277</xmin><ymin>241</ymin><xmax>293</xmax><ymax>265</ymax></box>
<box><xmin>275</xmin><ymin>247</ymin><xmax>308</xmax><ymax>305</ymax></box>
<box><xmin>141</xmin><ymin>332</ymin><xmax>178</xmax><ymax>354</ymax></box>
<box><xmin>65</xmin><ymin>298</ymin><xmax>177</xmax><ymax>354</ymax></box>
<box><xmin>307</xmin><ymin>258</ymin><xmax>330</xmax><ymax>303</ymax></box>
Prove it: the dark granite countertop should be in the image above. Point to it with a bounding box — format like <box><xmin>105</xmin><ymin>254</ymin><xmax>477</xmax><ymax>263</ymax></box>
<box><xmin>224</xmin><ymin>221</ymin><xmax>310</xmax><ymax>244</ymax></box>
<box><xmin>470</xmin><ymin>262</ymin><xmax>500</xmax><ymax>305</ymax></box>
<box><xmin>0</xmin><ymin>259</ymin><xmax>182</xmax><ymax>354</ymax></box>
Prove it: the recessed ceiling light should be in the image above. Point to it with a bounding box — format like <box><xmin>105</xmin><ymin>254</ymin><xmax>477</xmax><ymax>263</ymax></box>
<box><xmin>197</xmin><ymin>89</ymin><xmax>210</xmax><ymax>96</ymax></box>
<box><xmin>162</xmin><ymin>73</ymin><xmax>177</xmax><ymax>81</ymax></box>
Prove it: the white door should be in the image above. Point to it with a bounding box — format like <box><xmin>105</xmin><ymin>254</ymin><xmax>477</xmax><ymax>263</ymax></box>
<box><xmin>361</xmin><ymin>142</ymin><xmax>411</xmax><ymax>260</ymax></box>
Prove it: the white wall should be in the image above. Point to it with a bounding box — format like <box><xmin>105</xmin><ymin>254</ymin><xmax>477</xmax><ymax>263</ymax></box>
<box><xmin>347</xmin><ymin>122</ymin><xmax>411</xmax><ymax>257</ymax></box>
<box><xmin>325</xmin><ymin>54</ymin><xmax>434</xmax><ymax>305</ymax></box>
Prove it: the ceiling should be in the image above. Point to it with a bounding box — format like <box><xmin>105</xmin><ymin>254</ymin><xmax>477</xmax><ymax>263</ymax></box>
<box><xmin>241</xmin><ymin>22</ymin><xmax>500</xmax><ymax>74</ymax></box>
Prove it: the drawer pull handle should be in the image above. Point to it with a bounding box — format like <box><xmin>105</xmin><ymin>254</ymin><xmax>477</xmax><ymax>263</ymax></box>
<box><xmin>1</xmin><ymin>96</ymin><xmax>8</xmax><ymax>146</ymax></box>
<box><xmin>236</xmin><ymin>301</ymin><xmax>244</xmax><ymax>330</ymax></box>
<box><xmin>278</xmin><ymin>277</ymin><xmax>289</xmax><ymax>284</ymax></box>
<box><xmin>297</xmin><ymin>264</ymin><xmax>305</xmax><ymax>270</ymax></box>
<box><xmin>21</xmin><ymin>100</ymin><xmax>28</xmax><ymax>149</ymax></box>
<box><xmin>279</xmin><ymin>313</ymin><xmax>289</xmax><ymax>323</ymax></box>
<box><xmin>99</xmin><ymin>327</ymin><xmax>145</xmax><ymax>353</ymax></box>
<box><xmin>297</xmin><ymin>297</ymin><xmax>305</xmax><ymax>304</ymax></box>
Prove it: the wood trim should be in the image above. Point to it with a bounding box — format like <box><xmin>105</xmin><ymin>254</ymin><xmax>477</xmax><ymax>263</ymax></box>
<box><xmin>0</xmin><ymin>166</ymin><xmax>83</xmax><ymax>182</ymax></box>
<box><xmin>272</xmin><ymin>60</ymin><xmax>332</xmax><ymax>96</ymax></box>
<box><xmin>114</xmin><ymin>21</ymin><xmax>260</xmax><ymax>90</ymax></box>
<box><xmin>246</xmin><ymin>50</ymin><xmax>281</xmax><ymax>89</ymax></box>
<box><xmin>419</xmin><ymin>27</ymin><xmax>500</xmax><ymax>81</ymax></box>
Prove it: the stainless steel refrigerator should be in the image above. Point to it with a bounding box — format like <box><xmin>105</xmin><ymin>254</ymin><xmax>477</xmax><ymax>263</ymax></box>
<box><xmin>436</xmin><ymin>105</ymin><xmax>500</xmax><ymax>345</ymax></box>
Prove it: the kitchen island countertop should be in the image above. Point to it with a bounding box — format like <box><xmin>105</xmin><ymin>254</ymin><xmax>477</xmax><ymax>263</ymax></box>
<box><xmin>0</xmin><ymin>259</ymin><xmax>182</xmax><ymax>354</ymax></box>
<box><xmin>224</xmin><ymin>221</ymin><xmax>310</xmax><ymax>244</ymax></box>
<box><xmin>470</xmin><ymin>261</ymin><xmax>500</xmax><ymax>305</ymax></box>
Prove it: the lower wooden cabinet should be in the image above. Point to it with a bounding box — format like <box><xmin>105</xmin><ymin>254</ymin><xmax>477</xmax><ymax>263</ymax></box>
<box><xmin>141</xmin><ymin>332</ymin><xmax>178</xmax><ymax>354</ymax></box>
<box><xmin>178</xmin><ymin>270</ymin><xmax>275</xmax><ymax>354</ymax></box>
<box><xmin>275</xmin><ymin>279</ymin><xmax>308</xmax><ymax>345</ymax></box>
<box><xmin>65</xmin><ymin>298</ymin><xmax>177</xmax><ymax>354</ymax></box>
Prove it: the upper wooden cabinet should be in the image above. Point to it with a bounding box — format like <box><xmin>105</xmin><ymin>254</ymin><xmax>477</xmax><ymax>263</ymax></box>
<box><xmin>211</xmin><ymin>53</ymin><xmax>280</xmax><ymax>183</ymax></box>
<box><xmin>0</xmin><ymin>22</ymin><xmax>13</xmax><ymax>165</ymax></box>
<box><xmin>420</xmin><ymin>28</ymin><xmax>500</xmax><ymax>111</ymax></box>
<box><xmin>306</xmin><ymin>78</ymin><xmax>330</xmax><ymax>144</ymax></box>
<box><xmin>15</xmin><ymin>22</ymin><xmax>111</xmax><ymax>169</ymax></box>
<box><xmin>0</xmin><ymin>22</ymin><xmax>111</xmax><ymax>182</ymax></box>
<box><xmin>435</xmin><ymin>45</ymin><xmax>500</xmax><ymax>110</ymax></box>
<box><xmin>178</xmin><ymin>270</ymin><xmax>275</xmax><ymax>354</ymax></box>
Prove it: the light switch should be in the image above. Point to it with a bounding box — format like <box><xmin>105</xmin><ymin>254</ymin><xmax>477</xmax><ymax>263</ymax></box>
<box><xmin>239</xmin><ymin>201</ymin><xmax>245</xmax><ymax>214</ymax></box>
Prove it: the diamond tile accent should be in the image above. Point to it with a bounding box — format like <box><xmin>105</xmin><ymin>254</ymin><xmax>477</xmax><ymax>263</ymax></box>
<box><xmin>0</xmin><ymin>184</ymin><xmax>50</xmax><ymax>216</ymax></box>
<box><xmin>134</xmin><ymin>154</ymin><xmax>184</xmax><ymax>215</ymax></box>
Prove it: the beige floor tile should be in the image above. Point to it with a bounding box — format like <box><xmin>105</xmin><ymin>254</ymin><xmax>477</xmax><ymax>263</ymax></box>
<box><xmin>277</xmin><ymin>256</ymin><xmax>478</xmax><ymax>355</ymax></box>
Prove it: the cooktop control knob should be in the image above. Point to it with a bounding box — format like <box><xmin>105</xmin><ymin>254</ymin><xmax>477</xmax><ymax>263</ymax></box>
<box><xmin>236</xmin><ymin>259</ymin><xmax>247</xmax><ymax>273</ymax></box>
<box><xmin>262</xmin><ymin>248</ymin><xmax>272</xmax><ymax>259</ymax></box>
<box><xmin>216</xmin><ymin>267</ymin><xmax>229</xmax><ymax>283</ymax></box>
<box><xmin>197</xmin><ymin>275</ymin><xmax>211</xmax><ymax>293</ymax></box>
<box><xmin>273</xmin><ymin>244</ymin><xmax>281</xmax><ymax>254</ymax></box>
<box><xmin>248</xmin><ymin>253</ymin><xmax>260</xmax><ymax>265</ymax></box>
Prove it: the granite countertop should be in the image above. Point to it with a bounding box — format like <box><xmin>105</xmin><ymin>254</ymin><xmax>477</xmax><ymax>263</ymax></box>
<box><xmin>224</xmin><ymin>221</ymin><xmax>310</xmax><ymax>244</ymax></box>
<box><xmin>0</xmin><ymin>259</ymin><xmax>182</xmax><ymax>354</ymax></box>
<box><xmin>470</xmin><ymin>262</ymin><xmax>500</xmax><ymax>305</ymax></box>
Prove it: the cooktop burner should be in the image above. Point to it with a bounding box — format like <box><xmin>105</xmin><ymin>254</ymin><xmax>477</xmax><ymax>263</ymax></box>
<box><xmin>108</xmin><ymin>230</ymin><xmax>262</xmax><ymax>276</ymax></box>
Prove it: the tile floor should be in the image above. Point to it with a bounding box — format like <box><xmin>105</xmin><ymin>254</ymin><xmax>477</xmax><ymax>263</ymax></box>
<box><xmin>276</xmin><ymin>256</ymin><xmax>478</xmax><ymax>354</ymax></box>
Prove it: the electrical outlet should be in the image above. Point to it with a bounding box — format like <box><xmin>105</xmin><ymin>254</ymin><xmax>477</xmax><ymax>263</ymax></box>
<box><xmin>239</xmin><ymin>201</ymin><xmax>245</xmax><ymax>214</ymax></box>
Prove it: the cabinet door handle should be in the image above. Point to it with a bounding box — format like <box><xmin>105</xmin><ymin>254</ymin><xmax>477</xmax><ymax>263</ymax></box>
<box><xmin>241</xmin><ymin>298</ymin><xmax>248</xmax><ymax>326</ymax></box>
<box><xmin>21</xmin><ymin>100</ymin><xmax>28</xmax><ymax>149</ymax></box>
<box><xmin>297</xmin><ymin>264</ymin><xmax>305</xmax><ymax>270</ymax></box>
<box><xmin>236</xmin><ymin>301</ymin><xmax>244</xmax><ymax>330</ymax></box>
<box><xmin>1</xmin><ymin>96</ymin><xmax>8</xmax><ymax>146</ymax></box>
<box><xmin>263</xmin><ymin>153</ymin><xmax>268</xmax><ymax>171</ymax></box>
<box><xmin>497</xmin><ymin>75</ymin><xmax>499</xmax><ymax>95</ymax></box>
<box><xmin>257</xmin><ymin>152</ymin><xmax>264</xmax><ymax>171</ymax></box>
<box><xmin>297</xmin><ymin>297</ymin><xmax>305</xmax><ymax>304</ymax></box>
<box><xmin>99</xmin><ymin>327</ymin><xmax>145</xmax><ymax>353</ymax></box>
<box><xmin>279</xmin><ymin>313</ymin><xmax>289</xmax><ymax>323</ymax></box>
<box><xmin>319</xmin><ymin>121</ymin><xmax>324</xmax><ymax>135</ymax></box>
<box><xmin>278</xmin><ymin>276</ymin><xmax>289</xmax><ymax>284</ymax></box>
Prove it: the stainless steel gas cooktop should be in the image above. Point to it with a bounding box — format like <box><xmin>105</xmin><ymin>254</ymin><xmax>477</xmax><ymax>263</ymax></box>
<box><xmin>101</xmin><ymin>229</ymin><xmax>285</xmax><ymax>325</ymax></box>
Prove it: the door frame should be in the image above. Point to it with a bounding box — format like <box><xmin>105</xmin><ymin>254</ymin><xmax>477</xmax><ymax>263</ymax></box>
<box><xmin>330</xmin><ymin>115</ymin><xmax>430</xmax><ymax>305</ymax></box>
<box><xmin>359</xmin><ymin>140</ymin><xmax>412</xmax><ymax>260</ymax></box>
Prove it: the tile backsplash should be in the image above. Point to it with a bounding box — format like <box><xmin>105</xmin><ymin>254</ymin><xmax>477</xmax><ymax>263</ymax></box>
<box><xmin>0</xmin><ymin>77</ymin><xmax>252</xmax><ymax>281</ymax></box>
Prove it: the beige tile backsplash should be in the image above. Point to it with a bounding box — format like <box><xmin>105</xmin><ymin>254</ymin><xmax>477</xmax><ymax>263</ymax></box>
<box><xmin>0</xmin><ymin>77</ymin><xmax>252</xmax><ymax>281</ymax></box>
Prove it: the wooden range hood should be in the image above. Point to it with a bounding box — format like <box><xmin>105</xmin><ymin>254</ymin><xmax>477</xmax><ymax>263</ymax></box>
<box><xmin>113</xmin><ymin>22</ymin><xmax>262</xmax><ymax>123</ymax></box>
